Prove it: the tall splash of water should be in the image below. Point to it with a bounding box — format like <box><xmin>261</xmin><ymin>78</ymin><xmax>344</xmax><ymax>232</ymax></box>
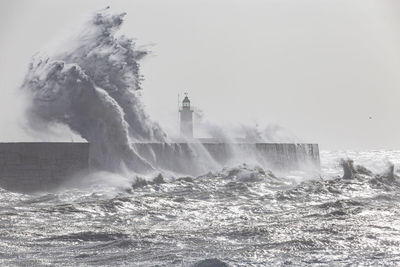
<box><xmin>19</xmin><ymin>8</ymin><xmax>315</xmax><ymax>177</ymax></box>
<box><xmin>21</xmin><ymin>9</ymin><xmax>166</xmax><ymax>173</ymax></box>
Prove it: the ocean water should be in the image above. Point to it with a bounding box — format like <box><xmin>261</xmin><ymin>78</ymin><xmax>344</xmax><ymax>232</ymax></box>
<box><xmin>0</xmin><ymin>150</ymin><xmax>400</xmax><ymax>266</ymax></box>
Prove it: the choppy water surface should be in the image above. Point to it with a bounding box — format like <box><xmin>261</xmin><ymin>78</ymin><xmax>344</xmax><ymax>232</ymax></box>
<box><xmin>1</xmin><ymin>150</ymin><xmax>400</xmax><ymax>266</ymax></box>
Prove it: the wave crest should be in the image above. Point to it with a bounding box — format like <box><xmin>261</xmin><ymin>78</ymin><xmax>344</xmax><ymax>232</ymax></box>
<box><xmin>22</xmin><ymin>9</ymin><xmax>166</xmax><ymax>173</ymax></box>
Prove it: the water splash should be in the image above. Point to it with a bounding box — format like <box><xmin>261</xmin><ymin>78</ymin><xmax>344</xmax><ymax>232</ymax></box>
<box><xmin>22</xmin><ymin>9</ymin><xmax>165</xmax><ymax>173</ymax></box>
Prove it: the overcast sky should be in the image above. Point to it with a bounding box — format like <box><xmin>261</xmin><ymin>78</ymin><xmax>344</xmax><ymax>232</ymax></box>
<box><xmin>1</xmin><ymin>0</ymin><xmax>400</xmax><ymax>149</ymax></box>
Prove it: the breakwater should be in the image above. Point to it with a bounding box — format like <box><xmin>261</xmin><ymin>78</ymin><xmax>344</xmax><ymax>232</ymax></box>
<box><xmin>0</xmin><ymin>143</ymin><xmax>89</xmax><ymax>192</ymax></box>
<box><xmin>134</xmin><ymin>142</ymin><xmax>320</xmax><ymax>175</ymax></box>
<box><xmin>0</xmin><ymin>142</ymin><xmax>319</xmax><ymax>192</ymax></box>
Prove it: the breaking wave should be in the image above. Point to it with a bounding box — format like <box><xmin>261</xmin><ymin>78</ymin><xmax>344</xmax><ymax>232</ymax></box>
<box><xmin>22</xmin><ymin>8</ymin><xmax>165</xmax><ymax>173</ymax></box>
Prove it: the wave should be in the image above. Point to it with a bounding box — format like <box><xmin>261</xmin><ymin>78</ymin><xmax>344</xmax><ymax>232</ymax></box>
<box><xmin>192</xmin><ymin>258</ymin><xmax>229</xmax><ymax>267</ymax></box>
<box><xmin>44</xmin><ymin>231</ymin><xmax>128</xmax><ymax>242</ymax></box>
<box><xmin>277</xmin><ymin>159</ymin><xmax>399</xmax><ymax>202</ymax></box>
<box><xmin>22</xmin><ymin>8</ymin><xmax>165</xmax><ymax>173</ymax></box>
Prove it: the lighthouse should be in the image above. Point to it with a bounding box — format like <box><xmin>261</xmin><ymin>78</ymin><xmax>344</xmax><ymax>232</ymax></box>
<box><xmin>179</xmin><ymin>93</ymin><xmax>194</xmax><ymax>138</ymax></box>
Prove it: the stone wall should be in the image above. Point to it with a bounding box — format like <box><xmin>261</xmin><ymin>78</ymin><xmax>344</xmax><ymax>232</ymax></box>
<box><xmin>0</xmin><ymin>143</ymin><xmax>89</xmax><ymax>192</ymax></box>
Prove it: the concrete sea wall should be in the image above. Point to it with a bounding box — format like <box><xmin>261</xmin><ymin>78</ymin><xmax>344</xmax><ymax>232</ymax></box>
<box><xmin>0</xmin><ymin>143</ymin><xmax>89</xmax><ymax>192</ymax></box>
<box><xmin>134</xmin><ymin>142</ymin><xmax>320</xmax><ymax>175</ymax></box>
<box><xmin>0</xmin><ymin>142</ymin><xmax>319</xmax><ymax>192</ymax></box>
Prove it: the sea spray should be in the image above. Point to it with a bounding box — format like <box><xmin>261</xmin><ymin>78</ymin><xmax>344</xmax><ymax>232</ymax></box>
<box><xmin>22</xmin><ymin>9</ymin><xmax>165</xmax><ymax>173</ymax></box>
<box><xmin>20</xmin><ymin>8</ymin><xmax>313</xmax><ymax>177</ymax></box>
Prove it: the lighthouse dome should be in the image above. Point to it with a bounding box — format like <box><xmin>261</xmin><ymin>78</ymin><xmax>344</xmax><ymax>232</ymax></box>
<box><xmin>182</xmin><ymin>95</ymin><xmax>191</xmax><ymax>107</ymax></box>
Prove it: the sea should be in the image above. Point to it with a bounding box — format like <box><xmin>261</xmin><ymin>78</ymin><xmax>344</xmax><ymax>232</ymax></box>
<box><xmin>0</xmin><ymin>150</ymin><xmax>399</xmax><ymax>266</ymax></box>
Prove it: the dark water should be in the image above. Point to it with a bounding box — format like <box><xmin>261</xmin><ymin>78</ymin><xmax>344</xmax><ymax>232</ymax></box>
<box><xmin>1</xmin><ymin>150</ymin><xmax>400</xmax><ymax>266</ymax></box>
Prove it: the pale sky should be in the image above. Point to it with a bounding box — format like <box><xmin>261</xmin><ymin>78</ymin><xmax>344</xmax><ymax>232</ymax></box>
<box><xmin>1</xmin><ymin>0</ymin><xmax>400</xmax><ymax>149</ymax></box>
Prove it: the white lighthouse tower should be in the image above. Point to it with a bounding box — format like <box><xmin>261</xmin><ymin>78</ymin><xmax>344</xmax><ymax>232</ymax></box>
<box><xmin>179</xmin><ymin>93</ymin><xmax>194</xmax><ymax>139</ymax></box>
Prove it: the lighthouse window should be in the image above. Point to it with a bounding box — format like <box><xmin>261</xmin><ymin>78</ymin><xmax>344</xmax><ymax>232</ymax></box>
<box><xmin>183</xmin><ymin>102</ymin><xmax>190</xmax><ymax>107</ymax></box>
